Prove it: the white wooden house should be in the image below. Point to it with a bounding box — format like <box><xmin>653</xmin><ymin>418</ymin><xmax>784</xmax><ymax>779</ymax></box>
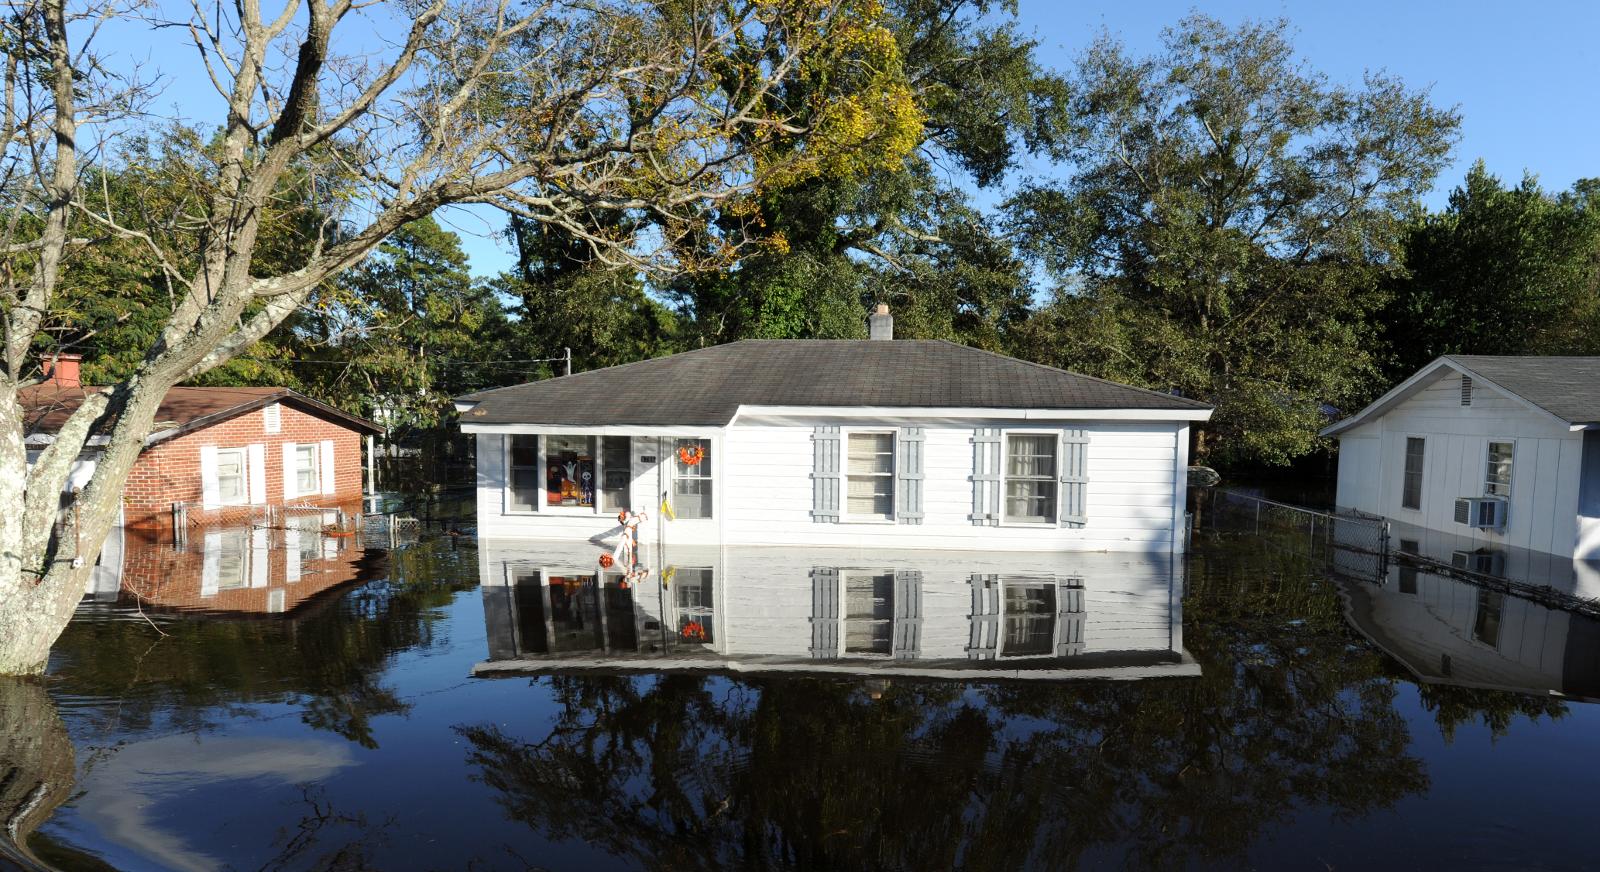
<box><xmin>1323</xmin><ymin>356</ymin><xmax>1600</xmax><ymax>561</ymax></box>
<box><xmin>455</xmin><ymin>308</ymin><xmax>1212</xmax><ymax>553</ymax></box>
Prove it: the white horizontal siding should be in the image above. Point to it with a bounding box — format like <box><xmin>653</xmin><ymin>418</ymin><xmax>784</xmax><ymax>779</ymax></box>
<box><xmin>476</xmin><ymin>418</ymin><xmax>1187</xmax><ymax>552</ymax></box>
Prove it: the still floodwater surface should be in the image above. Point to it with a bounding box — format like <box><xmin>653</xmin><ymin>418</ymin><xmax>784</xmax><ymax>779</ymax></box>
<box><xmin>5</xmin><ymin>525</ymin><xmax>1600</xmax><ymax>871</ymax></box>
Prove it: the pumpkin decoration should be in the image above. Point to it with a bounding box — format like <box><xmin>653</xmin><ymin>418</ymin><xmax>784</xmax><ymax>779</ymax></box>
<box><xmin>598</xmin><ymin>553</ymin><xmax>614</xmax><ymax>568</ymax></box>
<box><xmin>676</xmin><ymin>443</ymin><xmax>705</xmax><ymax>467</ymax></box>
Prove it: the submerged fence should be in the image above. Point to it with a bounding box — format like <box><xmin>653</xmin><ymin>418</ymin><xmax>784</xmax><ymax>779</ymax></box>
<box><xmin>1198</xmin><ymin>489</ymin><xmax>1391</xmax><ymax>577</ymax></box>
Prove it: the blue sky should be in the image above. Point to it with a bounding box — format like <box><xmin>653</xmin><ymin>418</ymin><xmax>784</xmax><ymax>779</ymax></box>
<box><xmin>446</xmin><ymin>0</ymin><xmax>1599</xmax><ymax>276</ymax></box>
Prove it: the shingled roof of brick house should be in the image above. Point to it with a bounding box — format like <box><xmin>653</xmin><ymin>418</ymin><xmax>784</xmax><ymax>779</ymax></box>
<box><xmin>21</xmin><ymin>384</ymin><xmax>381</xmax><ymax>442</ymax></box>
<box><xmin>455</xmin><ymin>339</ymin><xmax>1211</xmax><ymax>427</ymax></box>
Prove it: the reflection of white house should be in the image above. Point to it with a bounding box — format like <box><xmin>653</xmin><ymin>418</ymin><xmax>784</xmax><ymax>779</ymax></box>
<box><xmin>474</xmin><ymin>540</ymin><xmax>1197</xmax><ymax>681</ymax></box>
<box><xmin>1323</xmin><ymin>356</ymin><xmax>1600</xmax><ymax>562</ymax></box>
<box><xmin>1340</xmin><ymin>560</ymin><xmax>1600</xmax><ymax>699</ymax></box>
<box><xmin>456</xmin><ymin>308</ymin><xmax>1212</xmax><ymax>553</ymax></box>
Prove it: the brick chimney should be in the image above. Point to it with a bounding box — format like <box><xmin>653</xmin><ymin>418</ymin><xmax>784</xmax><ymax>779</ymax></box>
<box><xmin>868</xmin><ymin>303</ymin><xmax>893</xmax><ymax>340</ymax></box>
<box><xmin>42</xmin><ymin>352</ymin><xmax>83</xmax><ymax>389</ymax></box>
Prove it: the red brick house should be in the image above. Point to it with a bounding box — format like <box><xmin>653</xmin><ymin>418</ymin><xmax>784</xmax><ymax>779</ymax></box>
<box><xmin>23</xmin><ymin>354</ymin><xmax>381</xmax><ymax>530</ymax></box>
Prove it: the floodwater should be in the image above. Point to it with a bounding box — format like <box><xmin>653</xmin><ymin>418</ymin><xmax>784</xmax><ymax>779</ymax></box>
<box><xmin>6</xmin><ymin>519</ymin><xmax>1600</xmax><ymax>871</ymax></box>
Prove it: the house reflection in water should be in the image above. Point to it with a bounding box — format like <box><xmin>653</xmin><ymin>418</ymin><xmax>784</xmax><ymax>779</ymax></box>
<box><xmin>474</xmin><ymin>542</ymin><xmax>1197</xmax><ymax>681</ymax></box>
<box><xmin>83</xmin><ymin>507</ymin><xmax>373</xmax><ymax>616</ymax></box>
<box><xmin>1334</xmin><ymin>520</ymin><xmax>1600</xmax><ymax>699</ymax></box>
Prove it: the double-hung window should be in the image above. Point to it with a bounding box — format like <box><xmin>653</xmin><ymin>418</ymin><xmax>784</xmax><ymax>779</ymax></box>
<box><xmin>1484</xmin><ymin>441</ymin><xmax>1514</xmax><ymax>498</ymax></box>
<box><xmin>507</xmin><ymin>435</ymin><xmax>540</xmax><ymax>512</ymax></box>
<box><xmin>1402</xmin><ymin>437</ymin><xmax>1425</xmax><ymax>510</ymax></box>
<box><xmin>215</xmin><ymin>448</ymin><xmax>248</xmax><ymax>506</ymax></box>
<box><xmin>846</xmin><ymin>432</ymin><xmax>895</xmax><ymax>520</ymax></box>
<box><xmin>673</xmin><ymin>438</ymin><xmax>713</xmax><ymax>519</ymax></box>
<box><xmin>1004</xmin><ymin>434</ymin><xmax>1058</xmax><ymax>524</ymax></box>
<box><xmin>843</xmin><ymin>571</ymin><xmax>894</xmax><ymax>655</ymax></box>
<box><xmin>293</xmin><ymin>444</ymin><xmax>320</xmax><ymax>495</ymax></box>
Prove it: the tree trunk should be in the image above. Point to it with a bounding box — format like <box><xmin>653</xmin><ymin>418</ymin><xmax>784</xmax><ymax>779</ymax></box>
<box><xmin>0</xmin><ymin>676</ymin><xmax>75</xmax><ymax>864</ymax></box>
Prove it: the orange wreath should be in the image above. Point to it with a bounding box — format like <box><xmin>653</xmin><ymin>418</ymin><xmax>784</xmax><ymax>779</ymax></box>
<box><xmin>677</xmin><ymin>444</ymin><xmax>705</xmax><ymax>467</ymax></box>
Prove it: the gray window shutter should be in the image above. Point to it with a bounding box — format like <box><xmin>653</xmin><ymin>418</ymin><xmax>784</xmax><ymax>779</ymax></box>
<box><xmin>1056</xmin><ymin>576</ymin><xmax>1085</xmax><ymax>657</ymax></box>
<box><xmin>895</xmin><ymin>427</ymin><xmax>924</xmax><ymax>524</ymax></box>
<box><xmin>809</xmin><ymin>567</ymin><xmax>839</xmax><ymax>658</ymax></box>
<box><xmin>893</xmin><ymin>569</ymin><xmax>922</xmax><ymax>659</ymax></box>
<box><xmin>969</xmin><ymin>429</ymin><xmax>1002</xmax><ymax>526</ymax></box>
<box><xmin>1060</xmin><ymin>429</ymin><xmax>1089</xmax><ymax>527</ymax></box>
<box><xmin>811</xmin><ymin>426</ymin><xmax>841</xmax><ymax>523</ymax></box>
<box><xmin>967</xmin><ymin>574</ymin><xmax>1000</xmax><ymax>659</ymax></box>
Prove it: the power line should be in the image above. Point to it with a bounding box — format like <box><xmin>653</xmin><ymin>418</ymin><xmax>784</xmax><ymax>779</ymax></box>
<box><xmin>234</xmin><ymin>354</ymin><xmax>568</xmax><ymax>366</ymax></box>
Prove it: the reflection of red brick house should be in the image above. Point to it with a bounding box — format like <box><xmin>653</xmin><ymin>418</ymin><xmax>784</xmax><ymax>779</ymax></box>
<box><xmin>22</xmin><ymin>354</ymin><xmax>381</xmax><ymax>530</ymax></box>
<box><xmin>102</xmin><ymin>519</ymin><xmax>378</xmax><ymax>615</ymax></box>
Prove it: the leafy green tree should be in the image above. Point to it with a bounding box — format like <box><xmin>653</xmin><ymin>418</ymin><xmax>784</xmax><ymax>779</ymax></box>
<box><xmin>308</xmin><ymin>217</ymin><xmax>513</xmax><ymax>428</ymax></box>
<box><xmin>661</xmin><ymin>0</ymin><xmax>1062</xmax><ymax>348</ymax></box>
<box><xmin>1377</xmin><ymin>163</ymin><xmax>1600</xmax><ymax>381</ymax></box>
<box><xmin>1006</xmin><ymin>14</ymin><xmax>1460</xmax><ymax>466</ymax></box>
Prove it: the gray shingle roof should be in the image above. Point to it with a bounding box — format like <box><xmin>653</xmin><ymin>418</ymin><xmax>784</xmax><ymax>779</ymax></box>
<box><xmin>457</xmin><ymin>339</ymin><xmax>1210</xmax><ymax>426</ymax></box>
<box><xmin>1446</xmin><ymin>355</ymin><xmax>1600</xmax><ymax>424</ymax></box>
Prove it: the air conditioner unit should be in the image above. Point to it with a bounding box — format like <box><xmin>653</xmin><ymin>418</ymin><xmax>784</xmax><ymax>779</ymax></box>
<box><xmin>1454</xmin><ymin>497</ymin><xmax>1506</xmax><ymax>530</ymax></box>
<box><xmin>1451</xmin><ymin>548</ymin><xmax>1506</xmax><ymax>577</ymax></box>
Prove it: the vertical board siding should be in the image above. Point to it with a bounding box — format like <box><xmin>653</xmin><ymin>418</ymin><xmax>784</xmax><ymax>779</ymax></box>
<box><xmin>811</xmin><ymin>426</ymin><xmax>841</xmax><ymax>523</ymax></box>
<box><xmin>895</xmin><ymin>427</ymin><xmax>925</xmax><ymax>524</ymax></box>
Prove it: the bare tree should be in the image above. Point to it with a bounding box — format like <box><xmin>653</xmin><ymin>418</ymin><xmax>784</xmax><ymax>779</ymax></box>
<box><xmin>0</xmin><ymin>0</ymin><xmax>916</xmax><ymax>674</ymax></box>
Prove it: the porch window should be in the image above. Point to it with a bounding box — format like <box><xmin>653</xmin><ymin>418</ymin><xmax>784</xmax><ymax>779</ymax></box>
<box><xmin>508</xmin><ymin>436</ymin><xmax>539</xmax><ymax>511</ymax></box>
<box><xmin>1004</xmin><ymin>434</ymin><xmax>1057</xmax><ymax>524</ymax></box>
<box><xmin>1402</xmin><ymin>437</ymin><xmax>1425</xmax><ymax>510</ymax></box>
<box><xmin>215</xmin><ymin>448</ymin><xmax>248</xmax><ymax>506</ymax></box>
<box><xmin>673</xmin><ymin>438</ymin><xmax>712</xmax><ymax>519</ymax></box>
<box><xmin>546</xmin><ymin>435</ymin><xmax>596</xmax><ymax>508</ymax></box>
<box><xmin>1484</xmin><ymin>441</ymin><xmax>1514</xmax><ymax>498</ymax></box>
<box><xmin>846</xmin><ymin>432</ymin><xmax>894</xmax><ymax>520</ymax></box>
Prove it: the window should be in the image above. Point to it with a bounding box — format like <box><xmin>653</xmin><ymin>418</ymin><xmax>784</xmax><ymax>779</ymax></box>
<box><xmin>1397</xmin><ymin>539</ymin><xmax>1419</xmax><ymax>595</ymax></box>
<box><xmin>843</xmin><ymin>572</ymin><xmax>893</xmax><ymax>655</ymax></box>
<box><xmin>1004</xmin><ymin>434</ymin><xmax>1058</xmax><ymax>524</ymax></box>
<box><xmin>546</xmin><ymin>435</ymin><xmax>597</xmax><ymax>508</ymax></box>
<box><xmin>1002</xmin><ymin>580</ymin><xmax>1056</xmax><ymax>656</ymax></box>
<box><xmin>507</xmin><ymin>436</ymin><xmax>539</xmax><ymax>512</ymax></box>
<box><xmin>1402</xmin><ymin>437</ymin><xmax>1425</xmax><ymax>510</ymax></box>
<box><xmin>215</xmin><ymin>448</ymin><xmax>248</xmax><ymax>506</ymax></box>
<box><xmin>1473</xmin><ymin>589</ymin><xmax>1504</xmax><ymax>647</ymax></box>
<box><xmin>1484</xmin><ymin>441</ymin><xmax>1514</xmax><ymax>498</ymax></box>
<box><xmin>674</xmin><ymin>567</ymin><xmax>715</xmax><ymax>644</ymax></box>
<box><xmin>263</xmin><ymin>402</ymin><xmax>281</xmax><ymax>434</ymax></box>
<box><xmin>846</xmin><ymin>432</ymin><xmax>894</xmax><ymax>520</ymax></box>
<box><xmin>600</xmin><ymin>436</ymin><xmax>631</xmax><ymax>511</ymax></box>
<box><xmin>213</xmin><ymin>529</ymin><xmax>248</xmax><ymax>591</ymax></box>
<box><xmin>673</xmin><ymin>438</ymin><xmax>713</xmax><ymax>519</ymax></box>
<box><xmin>293</xmin><ymin>443</ymin><xmax>320</xmax><ymax>495</ymax></box>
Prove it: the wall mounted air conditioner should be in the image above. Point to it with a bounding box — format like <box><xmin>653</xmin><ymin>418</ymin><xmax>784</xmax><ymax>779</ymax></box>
<box><xmin>1454</xmin><ymin>497</ymin><xmax>1507</xmax><ymax>530</ymax></box>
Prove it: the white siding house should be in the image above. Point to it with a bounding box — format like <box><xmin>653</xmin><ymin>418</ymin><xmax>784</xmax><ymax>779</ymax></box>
<box><xmin>457</xmin><ymin>311</ymin><xmax>1212</xmax><ymax>553</ymax></box>
<box><xmin>1323</xmin><ymin>356</ymin><xmax>1600</xmax><ymax>562</ymax></box>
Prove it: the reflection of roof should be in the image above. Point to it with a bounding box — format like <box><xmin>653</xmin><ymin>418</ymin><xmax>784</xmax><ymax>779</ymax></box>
<box><xmin>1323</xmin><ymin>355</ymin><xmax>1600</xmax><ymax>436</ymax></box>
<box><xmin>456</xmin><ymin>339</ymin><xmax>1213</xmax><ymax>426</ymax></box>
<box><xmin>21</xmin><ymin>385</ymin><xmax>382</xmax><ymax>440</ymax></box>
<box><xmin>473</xmin><ymin>652</ymin><xmax>1200</xmax><ymax>682</ymax></box>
